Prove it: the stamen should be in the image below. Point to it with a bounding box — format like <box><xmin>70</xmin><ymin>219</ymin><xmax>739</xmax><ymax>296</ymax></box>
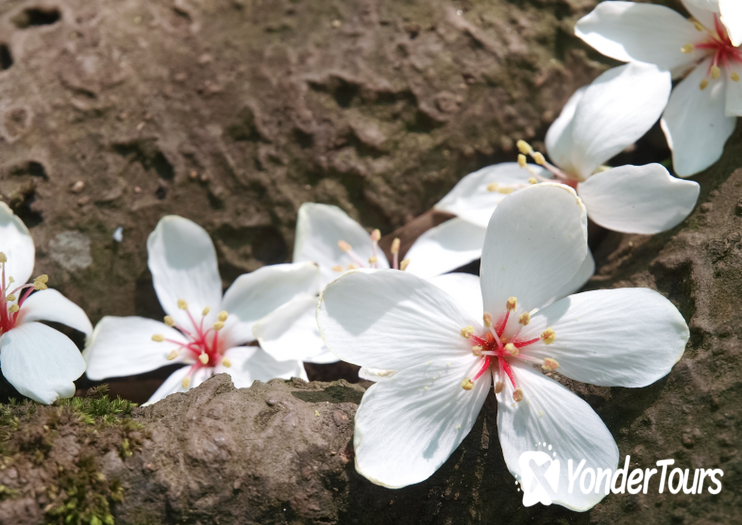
<box><xmin>33</xmin><ymin>275</ymin><xmax>48</xmax><ymax>291</ymax></box>
<box><xmin>460</xmin><ymin>325</ymin><xmax>475</xmax><ymax>339</ymax></box>
<box><xmin>6</xmin><ymin>294</ymin><xmax>15</xmax><ymax>302</ymax></box>
<box><xmin>504</xmin><ymin>343</ymin><xmax>519</xmax><ymax>356</ymax></box>
<box><xmin>213</xmin><ymin>321</ymin><xmax>225</xmax><ymax>331</ymax></box>
<box><xmin>518</xmin><ymin>312</ymin><xmax>530</xmax><ymax>325</ymax></box>
<box><xmin>370</xmin><ymin>229</ymin><xmax>381</xmax><ymax>242</ymax></box>
<box><xmin>399</xmin><ymin>259</ymin><xmax>410</xmax><ymax>271</ymax></box>
<box><xmin>8</xmin><ymin>305</ymin><xmax>18</xmax><ymax>313</ymax></box>
<box><xmin>152</xmin><ymin>334</ymin><xmax>165</xmax><ymax>342</ymax></box>
<box><xmin>202</xmin><ymin>307</ymin><xmax>211</xmax><ymax>316</ymax></box>
<box><xmin>516</xmin><ymin>140</ymin><xmax>533</xmax><ymax>155</ymax></box>
<box><xmin>391</xmin><ymin>238</ymin><xmax>400</xmax><ymax>269</ymax></box>
<box><xmin>700</xmin><ymin>78</ymin><xmax>709</xmax><ymax>90</ymax></box>
<box><xmin>506</xmin><ymin>297</ymin><xmax>517</xmax><ymax>311</ymax></box>
<box><xmin>682</xmin><ymin>43</ymin><xmax>694</xmax><ymax>53</ymax></box>
<box><xmin>164</xmin><ymin>316</ymin><xmax>176</xmax><ymax>327</ymax></box>
<box><xmin>391</xmin><ymin>238</ymin><xmax>400</xmax><ymax>254</ymax></box>
<box><xmin>486</xmin><ymin>182</ymin><xmax>499</xmax><ymax>192</ymax></box>
<box><xmin>338</xmin><ymin>240</ymin><xmax>352</xmax><ymax>252</ymax></box>
<box><xmin>527</xmin><ymin>177</ymin><xmax>537</xmax><ymax>185</ymax></box>
<box><xmin>711</xmin><ymin>65</ymin><xmax>721</xmax><ymax>79</ymax></box>
<box><xmin>461</xmin><ymin>378</ymin><xmax>474</xmax><ymax>391</ymax></box>
<box><xmin>694</xmin><ymin>20</ymin><xmax>705</xmax><ymax>32</ymax></box>
<box><xmin>513</xmin><ymin>388</ymin><xmax>523</xmax><ymax>402</ymax></box>
<box><xmin>483</xmin><ymin>312</ymin><xmax>493</xmax><ymax>328</ymax></box>
<box><xmin>221</xmin><ymin>358</ymin><xmax>232</xmax><ymax>368</ymax></box>
<box><xmin>368</xmin><ymin>256</ymin><xmax>378</xmax><ymax>264</ymax></box>
<box><xmin>532</xmin><ymin>152</ymin><xmax>546</xmax><ymax>166</ymax></box>
<box><xmin>199</xmin><ymin>353</ymin><xmax>209</xmax><ymax>364</ymax></box>
<box><xmin>542</xmin><ymin>358</ymin><xmax>560</xmax><ymax>371</ymax></box>
<box><xmin>166</xmin><ymin>349</ymin><xmax>180</xmax><ymax>360</ymax></box>
<box><xmin>218</xmin><ymin>311</ymin><xmax>228</xmax><ymax>322</ymax></box>
<box><xmin>472</xmin><ymin>345</ymin><xmax>483</xmax><ymax>356</ymax></box>
<box><xmin>0</xmin><ymin>253</ymin><xmax>6</xmax><ymax>263</ymax></box>
<box><xmin>178</xmin><ymin>299</ymin><xmax>188</xmax><ymax>310</ymax></box>
<box><xmin>495</xmin><ymin>381</ymin><xmax>504</xmax><ymax>394</ymax></box>
<box><xmin>332</xmin><ymin>265</ymin><xmax>344</xmax><ymax>272</ymax></box>
<box><xmin>347</xmin><ymin>263</ymin><xmax>358</xmax><ymax>270</ymax></box>
<box><xmin>182</xmin><ymin>377</ymin><xmax>191</xmax><ymax>389</ymax></box>
<box><xmin>517</xmin><ymin>154</ymin><xmax>527</xmax><ymax>168</ymax></box>
<box><xmin>733</xmin><ymin>72</ymin><xmax>741</xmax><ymax>82</ymax></box>
<box><xmin>540</xmin><ymin>327</ymin><xmax>556</xmax><ymax>345</ymax></box>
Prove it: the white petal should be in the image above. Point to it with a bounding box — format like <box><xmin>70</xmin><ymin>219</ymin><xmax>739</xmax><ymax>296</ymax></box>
<box><xmin>569</xmin><ymin>63</ymin><xmax>672</xmax><ymax>178</ymax></box>
<box><xmin>480</xmin><ymin>183</ymin><xmax>587</xmax><ymax>316</ymax></box>
<box><xmin>575</xmin><ymin>2</ymin><xmax>702</xmax><ymax>71</ymax></box>
<box><xmin>253</xmin><ymin>294</ymin><xmax>332</xmax><ymax>362</ymax></box>
<box><xmin>83</xmin><ymin>316</ymin><xmax>188</xmax><ymax>380</ymax></box>
<box><xmin>17</xmin><ymin>289</ymin><xmax>93</xmax><ymax>337</ymax></box>
<box><xmin>221</xmin><ymin>346</ymin><xmax>307</xmax><ymax>387</ymax></box>
<box><xmin>354</xmin><ymin>357</ymin><xmax>490</xmax><ymax>488</ymax></box>
<box><xmin>661</xmin><ymin>60</ymin><xmax>736</xmax><ymax>177</ymax></box>
<box><xmin>577</xmin><ymin>164</ymin><xmax>700</xmax><ymax>234</ymax></box>
<box><xmin>545</xmin><ymin>250</ymin><xmax>595</xmax><ymax>305</ymax></box>
<box><xmin>0</xmin><ymin>322</ymin><xmax>86</xmax><ymax>404</ymax></box>
<box><xmin>304</xmin><ymin>349</ymin><xmax>341</xmax><ymax>364</ymax></box>
<box><xmin>147</xmin><ymin>215</ymin><xmax>223</xmax><ymax>327</ymax></box>
<box><xmin>0</xmin><ymin>202</ymin><xmax>35</xmax><ymax>286</ymax></box>
<box><xmin>497</xmin><ymin>362</ymin><xmax>619</xmax><ymax>512</ymax></box>
<box><xmin>434</xmin><ymin>163</ymin><xmax>552</xmax><ymax>229</ymax></box>
<box><xmin>317</xmin><ymin>270</ymin><xmax>478</xmax><ymax>371</ymax></box>
<box><xmin>720</xmin><ymin>0</ymin><xmax>742</xmax><ymax>46</ymax></box>
<box><xmin>545</xmin><ymin>87</ymin><xmax>587</xmax><ymax>175</ymax></box>
<box><xmin>293</xmin><ymin>203</ymin><xmax>389</xmax><ymax>287</ymax></box>
<box><xmin>220</xmin><ymin>262</ymin><xmax>320</xmax><ymax>348</ymax></box>
<box><xmin>518</xmin><ymin>288</ymin><xmax>689</xmax><ymax>387</ymax></box>
<box><xmin>403</xmin><ymin>219</ymin><xmax>486</xmax><ymax>278</ymax></box>
<box><xmin>144</xmin><ymin>366</ymin><xmax>194</xmax><ymax>405</ymax></box>
<box><xmin>726</xmin><ymin>62</ymin><xmax>742</xmax><ymax>116</ymax></box>
<box><xmin>358</xmin><ymin>367</ymin><xmax>398</xmax><ymax>382</ymax></box>
<box><xmin>681</xmin><ymin>0</ymin><xmax>718</xmax><ymax>29</ymax></box>
<box><xmin>427</xmin><ymin>273</ymin><xmax>484</xmax><ymax>322</ymax></box>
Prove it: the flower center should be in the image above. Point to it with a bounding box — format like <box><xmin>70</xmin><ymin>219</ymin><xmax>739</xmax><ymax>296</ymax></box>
<box><xmin>459</xmin><ymin>296</ymin><xmax>559</xmax><ymax>402</ymax></box>
<box><xmin>333</xmin><ymin>230</ymin><xmax>408</xmax><ymax>273</ymax></box>
<box><xmin>152</xmin><ymin>300</ymin><xmax>232</xmax><ymax>388</ymax></box>
<box><xmin>0</xmin><ymin>252</ymin><xmax>49</xmax><ymax>335</ymax></box>
<box><xmin>515</xmin><ymin>140</ymin><xmax>580</xmax><ymax>187</ymax></box>
<box><xmin>685</xmin><ymin>14</ymin><xmax>742</xmax><ymax>89</ymax></box>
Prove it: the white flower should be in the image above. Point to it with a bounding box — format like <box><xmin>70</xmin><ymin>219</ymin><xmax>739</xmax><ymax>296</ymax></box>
<box><xmin>0</xmin><ymin>203</ymin><xmax>91</xmax><ymax>404</ymax></box>
<box><xmin>316</xmin><ymin>184</ymin><xmax>689</xmax><ymax>510</ymax></box>
<box><xmin>84</xmin><ymin>215</ymin><xmax>316</xmax><ymax>404</ymax></box>
<box><xmin>575</xmin><ymin>0</ymin><xmax>742</xmax><ymax>176</ymax></box>
<box><xmin>429</xmin><ymin>63</ymin><xmax>699</xmax><ymax>273</ymax></box>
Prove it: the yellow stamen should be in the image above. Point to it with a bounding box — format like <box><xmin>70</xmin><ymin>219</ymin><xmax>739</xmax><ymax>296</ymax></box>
<box><xmin>221</xmin><ymin>358</ymin><xmax>232</xmax><ymax>368</ymax></box>
<box><xmin>199</xmin><ymin>353</ymin><xmax>209</xmax><ymax>364</ymax></box>
<box><xmin>164</xmin><ymin>316</ymin><xmax>176</xmax><ymax>327</ymax></box>
<box><xmin>486</xmin><ymin>182</ymin><xmax>499</xmax><ymax>192</ymax></box>
<box><xmin>461</xmin><ymin>378</ymin><xmax>474</xmax><ymax>391</ymax></box>
<box><xmin>472</xmin><ymin>345</ymin><xmax>483</xmax><ymax>356</ymax></box>
<box><xmin>6</xmin><ymin>294</ymin><xmax>15</xmax><ymax>302</ymax></box>
<box><xmin>497</xmin><ymin>186</ymin><xmax>515</xmax><ymax>195</ymax></box>
<box><xmin>527</xmin><ymin>177</ymin><xmax>537</xmax><ymax>185</ymax></box>
<box><xmin>368</xmin><ymin>256</ymin><xmax>378</xmax><ymax>264</ymax></box>
<box><xmin>166</xmin><ymin>349</ymin><xmax>179</xmax><ymax>360</ymax></box>
<box><xmin>495</xmin><ymin>381</ymin><xmax>504</xmax><ymax>394</ymax></box>
<box><xmin>517</xmin><ymin>154</ymin><xmax>527</xmax><ymax>168</ymax></box>
<box><xmin>8</xmin><ymin>305</ymin><xmax>19</xmax><ymax>313</ymax></box>
<box><xmin>516</xmin><ymin>140</ymin><xmax>533</xmax><ymax>155</ymax></box>
<box><xmin>177</xmin><ymin>299</ymin><xmax>188</xmax><ymax>310</ymax></box>
<box><xmin>681</xmin><ymin>43</ymin><xmax>694</xmax><ymax>54</ymax></box>
<box><xmin>460</xmin><ymin>325</ymin><xmax>475</xmax><ymax>339</ymax></box>
<box><xmin>540</xmin><ymin>327</ymin><xmax>556</xmax><ymax>345</ymax></box>
<box><xmin>370</xmin><ymin>229</ymin><xmax>381</xmax><ymax>242</ymax></box>
<box><xmin>0</xmin><ymin>252</ymin><xmax>6</xmax><ymax>263</ymax></box>
<box><xmin>152</xmin><ymin>334</ymin><xmax>165</xmax><ymax>342</ymax></box>
<box><xmin>182</xmin><ymin>377</ymin><xmax>191</xmax><ymax>389</ymax></box>
<box><xmin>700</xmin><ymin>78</ymin><xmax>709</xmax><ymax>90</ymax></box>
<box><xmin>533</xmin><ymin>152</ymin><xmax>546</xmax><ymax>166</ymax></box>
<box><xmin>483</xmin><ymin>312</ymin><xmax>493</xmax><ymax>328</ymax></box>
<box><xmin>338</xmin><ymin>240</ymin><xmax>352</xmax><ymax>252</ymax></box>
<box><xmin>202</xmin><ymin>307</ymin><xmax>211</xmax><ymax>316</ymax></box>
<box><xmin>506</xmin><ymin>297</ymin><xmax>517</xmax><ymax>311</ymax></box>
<box><xmin>347</xmin><ymin>263</ymin><xmax>358</xmax><ymax>270</ymax></box>
<box><xmin>504</xmin><ymin>343</ymin><xmax>519</xmax><ymax>356</ymax></box>
<box><xmin>391</xmin><ymin>238</ymin><xmax>400</xmax><ymax>254</ymax></box>
<box><xmin>7</xmin><ymin>277</ymin><xmax>13</xmax><ymax>284</ymax></box>
<box><xmin>332</xmin><ymin>265</ymin><xmax>344</xmax><ymax>272</ymax></box>
<box><xmin>513</xmin><ymin>388</ymin><xmax>523</xmax><ymax>402</ymax></box>
<box><xmin>218</xmin><ymin>311</ymin><xmax>228</xmax><ymax>322</ymax></box>
<box><xmin>400</xmin><ymin>259</ymin><xmax>410</xmax><ymax>271</ymax></box>
<box><xmin>518</xmin><ymin>312</ymin><xmax>530</xmax><ymax>325</ymax></box>
<box><xmin>711</xmin><ymin>66</ymin><xmax>721</xmax><ymax>80</ymax></box>
<box><xmin>542</xmin><ymin>358</ymin><xmax>560</xmax><ymax>371</ymax></box>
<box><xmin>732</xmin><ymin>72</ymin><xmax>740</xmax><ymax>82</ymax></box>
<box><xmin>693</xmin><ymin>20</ymin><xmax>704</xmax><ymax>32</ymax></box>
<box><xmin>34</xmin><ymin>274</ymin><xmax>49</xmax><ymax>291</ymax></box>
<box><xmin>213</xmin><ymin>321</ymin><xmax>225</xmax><ymax>331</ymax></box>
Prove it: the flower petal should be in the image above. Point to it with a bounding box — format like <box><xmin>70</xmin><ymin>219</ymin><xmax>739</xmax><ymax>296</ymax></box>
<box><xmin>144</xmin><ymin>366</ymin><xmax>197</xmax><ymax>405</ymax></box>
<box><xmin>518</xmin><ymin>288</ymin><xmax>689</xmax><ymax>387</ymax></box>
<box><xmin>497</xmin><ymin>362</ymin><xmax>619</xmax><ymax>512</ymax></box>
<box><xmin>354</xmin><ymin>357</ymin><xmax>490</xmax><ymax>488</ymax></box>
<box><xmin>661</xmin><ymin>59</ymin><xmax>736</xmax><ymax>177</ymax></box>
<box><xmin>358</xmin><ymin>367</ymin><xmax>397</xmax><ymax>382</ymax></box>
<box><xmin>427</xmin><ymin>273</ymin><xmax>484</xmax><ymax>322</ymax></box>
<box><xmin>575</xmin><ymin>2</ymin><xmax>702</xmax><ymax>71</ymax></box>
<box><xmin>253</xmin><ymin>294</ymin><xmax>334</xmax><ymax>362</ymax></box>
<box><xmin>720</xmin><ymin>0</ymin><xmax>742</xmax><ymax>46</ymax></box>
<box><xmin>294</xmin><ymin>203</ymin><xmax>389</xmax><ymax>287</ymax></box>
<box><xmin>434</xmin><ymin>163</ymin><xmax>552</xmax><ymax>229</ymax></box>
<box><xmin>220</xmin><ymin>346</ymin><xmax>308</xmax><ymax>387</ymax></box>
<box><xmin>0</xmin><ymin>322</ymin><xmax>86</xmax><ymax>404</ymax></box>
<box><xmin>545</xmin><ymin>87</ymin><xmax>587</xmax><ymax>174</ymax></box>
<box><xmin>0</xmin><ymin>202</ymin><xmax>35</xmax><ymax>286</ymax></box>
<box><xmin>681</xmin><ymin>0</ymin><xmax>718</xmax><ymax>29</ymax></box>
<box><xmin>403</xmin><ymin>219</ymin><xmax>487</xmax><ymax>278</ymax></box>
<box><xmin>480</xmin><ymin>183</ymin><xmax>587</xmax><ymax>315</ymax></box>
<box><xmin>317</xmin><ymin>269</ymin><xmax>478</xmax><ymax>372</ymax></box>
<box><xmin>147</xmin><ymin>216</ymin><xmax>223</xmax><ymax>326</ymax></box>
<box><xmin>577</xmin><ymin>164</ymin><xmax>700</xmax><ymax>234</ymax></box>
<box><xmin>726</xmin><ymin>62</ymin><xmax>742</xmax><ymax>116</ymax></box>
<box><xmin>83</xmin><ymin>316</ymin><xmax>188</xmax><ymax>380</ymax></box>
<box><xmin>220</xmin><ymin>262</ymin><xmax>320</xmax><ymax>348</ymax></box>
<box><xmin>17</xmin><ymin>289</ymin><xmax>93</xmax><ymax>337</ymax></box>
<box><xmin>569</xmin><ymin>63</ymin><xmax>672</xmax><ymax>178</ymax></box>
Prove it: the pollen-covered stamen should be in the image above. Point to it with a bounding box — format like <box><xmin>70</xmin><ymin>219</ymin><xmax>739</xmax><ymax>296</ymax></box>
<box><xmin>516</xmin><ymin>139</ymin><xmax>578</xmax><ymax>185</ymax></box>
<box><xmin>338</xmin><ymin>240</ymin><xmax>367</xmax><ymax>268</ymax></box>
<box><xmin>391</xmin><ymin>238</ymin><xmax>401</xmax><ymax>270</ymax></box>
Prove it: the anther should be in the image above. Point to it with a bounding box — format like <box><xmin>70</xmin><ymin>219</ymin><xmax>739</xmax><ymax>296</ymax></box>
<box><xmin>518</xmin><ymin>154</ymin><xmax>527</xmax><ymax>168</ymax></box>
<box><xmin>513</xmin><ymin>388</ymin><xmax>523</xmax><ymax>402</ymax></box>
<box><xmin>33</xmin><ymin>275</ymin><xmax>49</xmax><ymax>291</ymax></box>
<box><xmin>400</xmin><ymin>259</ymin><xmax>410</xmax><ymax>271</ymax></box>
<box><xmin>199</xmin><ymin>353</ymin><xmax>209</xmax><ymax>365</ymax></box>
<box><xmin>542</xmin><ymin>358</ymin><xmax>560</xmax><ymax>371</ymax></box>
<box><xmin>182</xmin><ymin>377</ymin><xmax>191</xmax><ymax>389</ymax></box>
<box><xmin>540</xmin><ymin>327</ymin><xmax>556</xmax><ymax>345</ymax></box>
<box><xmin>338</xmin><ymin>240</ymin><xmax>352</xmax><ymax>252</ymax></box>
<box><xmin>461</xmin><ymin>378</ymin><xmax>474</xmax><ymax>391</ymax></box>
<box><xmin>347</xmin><ymin>263</ymin><xmax>359</xmax><ymax>270</ymax></box>
<box><xmin>486</xmin><ymin>182</ymin><xmax>499</xmax><ymax>192</ymax></box>
<box><xmin>332</xmin><ymin>265</ymin><xmax>344</xmax><ymax>272</ymax></box>
<box><xmin>213</xmin><ymin>321</ymin><xmax>225</xmax><ymax>331</ymax></box>
<box><xmin>8</xmin><ymin>305</ymin><xmax>18</xmax><ymax>313</ymax></box>
<box><xmin>495</xmin><ymin>381</ymin><xmax>504</xmax><ymax>394</ymax></box>
<box><xmin>516</xmin><ymin>140</ymin><xmax>533</xmax><ymax>155</ymax></box>
<box><xmin>519</xmin><ymin>312</ymin><xmax>530</xmax><ymax>325</ymax></box>
<box><xmin>371</xmin><ymin>229</ymin><xmax>381</xmax><ymax>242</ymax></box>
<box><xmin>6</xmin><ymin>294</ymin><xmax>15</xmax><ymax>302</ymax></box>
<box><xmin>218</xmin><ymin>311</ymin><xmax>228</xmax><ymax>322</ymax></box>
<box><xmin>202</xmin><ymin>307</ymin><xmax>211</xmax><ymax>316</ymax></box>
<box><xmin>681</xmin><ymin>43</ymin><xmax>694</xmax><ymax>54</ymax></box>
<box><xmin>700</xmin><ymin>78</ymin><xmax>709</xmax><ymax>90</ymax></box>
<box><xmin>693</xmin><ymin>20</ymin><xmax>704</xmax><ymax>32</ymax></box>
<box><xmin>7</xmin><ymin>277</ymin><xmax>13</xmax><ymax>284</ymax></box>
<box><xmin>483</xmin><ymin>312</ymin><xmax>493</xmax><ymax>328</ymax></box>
<box><xmin>460</xmin><ymin>325</ymin><xmax>475</xmax><ymax>339</ymax></box>
<box><xmin>472</xmin><ymin>345</ymin><xmax>483</xmax><ymax>356</ymax></box>
<box><xmin>221</xmin><ymin>358</ymin><xmax>232</xmax><ymax>368</ymax></box>
<box><xmin>0</xmin><ymin>252</ymin><xmax>6</xmax><ymax>263</ymax></box>
<box><xmin>164</xmin><ymin>316</ymin><xmax>176</xmax><ymax>327</ymax></box>
<box><xmin>732</xmin><ymin>73</ymin><xmax>740</xmax><ymax>82</ymax></box>
<box><xmin>497</xmin><ymin>187</ymin><xmax>515</xmax><ymax>195</ymax></box>
<box><xmin>166</xmin><ymin>349</ymin><xmax>179</xmax><ymax>360</ymax></box>
<box><xmin>504</xmin><ymin>343</ymin><xmax>519</xmax><ymax>356</ymax></box>
<box><xmin>391</xmin><ymin>238</ymin><xmax>400</xmax><ymax>254</ymax></box>
<box><xmin>152</xmin><ymin>334</ymin><xmax>165</xmax><ymax>342</ymax></box>
<box><xmin>368</xmin><ymin>256</ymin><xmax>378</xmax><ymax>264</ymax></box>
<box><xmin>527</xmin><ymin>177</ymin><xmax>537</xmax><ymax>185</ymax></box>
<box><xmin>533</xmin><ymin>152</ymin><xmax>546</xmax><ymax>166</ymax></box>
<box><xmin>506</xmin><ymin>297</ymin><xmax>517</xmax><ymax>311</ymax></box>
<box><xmin>711</xmin><ymin>66</ymin><xmax>721</xmax><ymax>80</ymax></box>
<box><xmin>178</xmin><ymin>299</ymin><xmax>188</xmax><ymax>310</ymax></box>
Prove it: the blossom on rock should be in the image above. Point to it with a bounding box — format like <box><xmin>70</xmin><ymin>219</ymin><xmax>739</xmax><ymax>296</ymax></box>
<box><xmin>84</xmin><ymin>215</ymin><xmax>315</xmax><ymax>404</ymax></box>
<box><xmin>316</xmin><ymin>184</ymin><xmax>690</xmax><ymax>510</ymax></box>
<box><xmin>575</xmin><ymin>0</ymin><xmax>742</xmax><ymax>176</ymax></box>
<box><xmin>0</xmin><ymin>203</ymin><xmax>91</xmax><ymax>404</ymax></box>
